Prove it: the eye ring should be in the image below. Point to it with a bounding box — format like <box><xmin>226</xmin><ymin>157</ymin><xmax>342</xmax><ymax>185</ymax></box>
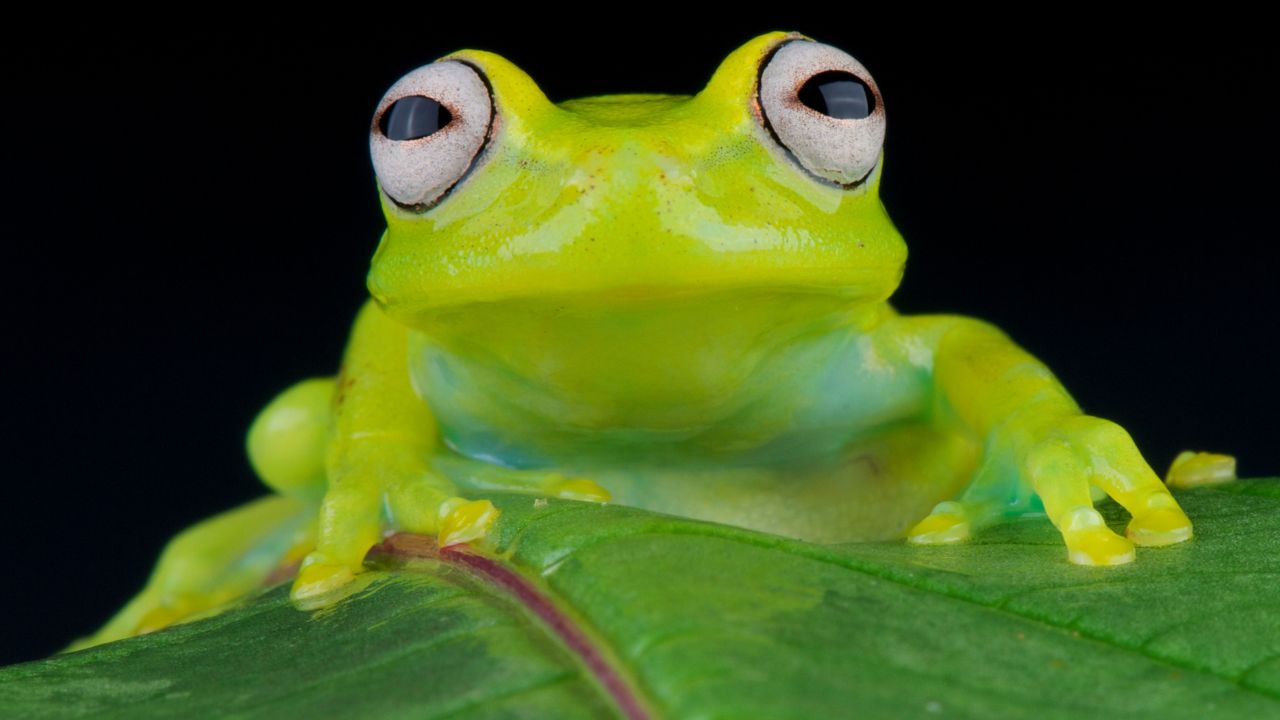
<box><xmin>370</xmin><ymin>60</ymin><xmax>495</xmax><ymax>212</ymax></box>
<box><xmin>756</xmin><ymin>39</ymin><xmax>886</xmax><ymax>187</ymax></box>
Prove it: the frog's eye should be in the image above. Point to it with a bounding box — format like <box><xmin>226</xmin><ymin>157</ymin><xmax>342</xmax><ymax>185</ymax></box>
<box><xmin>370</xmin><ymin>60</ymin><xmax>494</xmax><ymax>211</ymax></box>
<box><xmin>379</xmin><ymin>96</ymin><xmax>452</xmax><ymax>141</ymax></box>
<box><xmin>757</xmin><ymin>40</ymin><xmax>885</xmax><ymax>186</ymax></box>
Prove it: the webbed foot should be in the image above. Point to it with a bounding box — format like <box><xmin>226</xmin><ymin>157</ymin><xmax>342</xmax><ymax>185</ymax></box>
<box><xmin>291</xmin><ymin>487</ymin><xmax>502</xmax><ymax>603</ymax></box>
<box><xmin>911</xmin><ymin>414</ymin><xmax>1197</xmax><ymax>566</ymax></box>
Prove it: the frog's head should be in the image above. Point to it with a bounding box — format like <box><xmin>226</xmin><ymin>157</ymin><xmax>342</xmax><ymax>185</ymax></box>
<box><xmin>366</xmin><ymin>31</ymin><xmax>904</xmax><ymax>325</ymax></box>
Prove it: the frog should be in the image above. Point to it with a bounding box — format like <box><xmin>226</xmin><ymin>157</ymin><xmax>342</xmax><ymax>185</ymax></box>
<box><xmin>76</xmin><ymin>31</ymin><xmax>1222</xmax><ymax>649</ymax></box>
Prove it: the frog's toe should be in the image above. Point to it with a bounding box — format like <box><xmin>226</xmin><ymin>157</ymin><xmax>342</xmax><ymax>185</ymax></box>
<box><xmin>291</xmin><ymin>559</ymin><xmax>357</xmax><ymax>602</ymax></box>
<box><xmin>1165</xmin><ymin>450</ymin><xmax>1237</xmax><ymax>489</ymax></box>
<box><xmin>1068</xmin><ymin>530</ymin><xmax>1136</xmax><ymax>566</ymax></box>
<box><xmin>1127</xmin><ymin>505</ymin><xmax>1193</xmax><ymax>546</ymax></box>
<box><xmin>547</xmin><ymin>478</ymin><xmax>611</xmax><ymax>503</ymax></box>
<box><xmin>438</xmin><ymin>498</ymin><xmax>501</xmax><ymax>547</ymax></box>
<box><xmin>1061</xmin><ymin>507</ymin><xmax>1135</xmax><ymax>566</ymax></box>
<box><xmin>906</xmin><ymin>501</ymin><xmax>971</xmax><ymax>544</ymax></box>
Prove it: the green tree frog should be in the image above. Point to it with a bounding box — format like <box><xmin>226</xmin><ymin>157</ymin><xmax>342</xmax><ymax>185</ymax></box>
<box><xmin>80</xmin><ymin>32</ymin><xmax>1218</xmax><ymax>647</ymax></box>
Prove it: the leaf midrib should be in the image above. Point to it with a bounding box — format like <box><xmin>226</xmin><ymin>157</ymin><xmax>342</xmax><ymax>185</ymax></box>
<box><xmin>377</xmin><ymin>536</ymin><xmax>654</xmax><ymax>720</ymax></box>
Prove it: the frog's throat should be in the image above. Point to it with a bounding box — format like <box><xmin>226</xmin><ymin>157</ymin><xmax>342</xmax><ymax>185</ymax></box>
<box><xmin>403</xmin><ymin>289</ymin><xmax>894</xmax><ymax>458</ymax></box>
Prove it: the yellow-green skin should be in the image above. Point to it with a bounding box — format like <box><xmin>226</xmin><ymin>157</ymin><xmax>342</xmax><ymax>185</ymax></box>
<box><xmin>80</xmin><ymin>32</ymin><xmax>1198</xmax><ymax>647</ymax></box>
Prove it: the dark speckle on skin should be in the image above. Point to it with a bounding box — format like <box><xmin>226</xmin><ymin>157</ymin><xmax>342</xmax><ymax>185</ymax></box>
<box><xmin>849</xmin><ymin>453</ymin><xmax>882</xmax><ymax>478</ymax></box>
<box><xmin>335</xmin><ymin>372</ymin><xmax>356</xmax><ymax>407</ymax></box>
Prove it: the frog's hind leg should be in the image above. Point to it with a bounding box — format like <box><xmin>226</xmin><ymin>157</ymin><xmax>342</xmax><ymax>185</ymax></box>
<box><xmin>246</xmin><ymin>377</ymin><xmax>336</xmax><ymax>502</ymax></box>
<box><xmin>70</xmin><ymin>494</ymin><xmax>316</xmax><ymax>651</ymax></box>
<box><xmin>69</xmin><ymin>377</ymin><xmax>335</xmax><ymax>650</ymax></box>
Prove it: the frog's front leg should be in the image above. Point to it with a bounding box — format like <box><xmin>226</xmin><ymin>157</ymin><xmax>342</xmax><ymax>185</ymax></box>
<box><xmin>892</xmin><ymin>315</ymin><xmax>1192</xmax><ymax>565</ymax></box>
<box><xmin>291</xmin><ymin>301</ymin><xmax>499</xmax><ymax>601</ymax></box>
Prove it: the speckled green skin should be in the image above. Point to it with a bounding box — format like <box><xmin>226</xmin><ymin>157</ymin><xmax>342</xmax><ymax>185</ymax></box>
<box><xmin>79</xmin><ymin>31</ymin><xmax>1196</xmax><ymax>648</ymax></box>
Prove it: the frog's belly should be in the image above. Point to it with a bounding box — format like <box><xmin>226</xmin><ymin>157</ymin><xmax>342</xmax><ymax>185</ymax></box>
<box><xmin>456</xmin><ymin>422</ymin><xmax>981</xmax><ymax>544</ymax></box>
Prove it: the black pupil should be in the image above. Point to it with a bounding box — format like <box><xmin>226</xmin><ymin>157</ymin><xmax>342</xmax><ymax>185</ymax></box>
<box><xmin>797</xmin><ymin>71</ymin><xmax>874</xmax><ymax>120</ymax></box>
<box><xmin>380</xmin><ymin>95</ymin><xmax>453</xmax><ymax>140</ymax></box>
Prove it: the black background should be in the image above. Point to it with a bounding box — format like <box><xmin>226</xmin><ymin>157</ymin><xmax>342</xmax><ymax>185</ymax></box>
<box><xmin>2</xmin><ymin>24</ymin><xmax>1275</xmax><ymax>665</ymax></box>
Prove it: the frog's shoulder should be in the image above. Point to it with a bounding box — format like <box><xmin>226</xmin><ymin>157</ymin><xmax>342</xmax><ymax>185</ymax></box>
<box><xmin>856</xmin><ymin>300</ymin><xmax>902</xmax><ymax>331</ymax></box>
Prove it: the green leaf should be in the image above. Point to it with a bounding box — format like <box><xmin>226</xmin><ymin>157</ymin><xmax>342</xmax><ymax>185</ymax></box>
<box><xmin>3</xmin><ymin>480</ymin><xmax>1279</xmax><ymax>719</ymax></box>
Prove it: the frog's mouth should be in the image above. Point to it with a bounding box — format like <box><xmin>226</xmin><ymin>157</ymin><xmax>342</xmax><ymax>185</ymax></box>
<box><xmin>371</xmin><ymin>249</ymin><xmax>904</xmax><ymax>319</ymax></box>
<box><xmin>377</xmin><ymin>282</ymin><xmax>897</xmax><ymax>358</ymax></box>
<box><xmin>377</xmin><ymin>278</ymin><xmax>897</xmax><ymax>330</ymax></box>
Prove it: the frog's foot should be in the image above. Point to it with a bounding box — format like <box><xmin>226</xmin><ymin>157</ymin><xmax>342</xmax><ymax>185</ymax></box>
<box><xmin>1166</xmin><ymin>450</ymin><xmax>1237</xmax><ymax>489</ymax></box>
<box><xmin>1024</xmin><ymin>414</ymin><xmax>1193</xmax><ymax>565</ymax></box>
<box><xmin>386</xmin><ymin>476</ymin><xmax>503</xmax><ymax>548</ymax></box>
<box><xmin>292</xmin><ymin>477</ymin><xmax>503</xmax><ymax>603</ymax></box>
<box><xmin>291</xmin><ymin>479</ymin><xmax>381</xmax><ymax>603</ymax></box>
<box><xmin>907</xmin><ymin>501</ymin><xmax>971</xmax><ymax>544</ymax></box>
